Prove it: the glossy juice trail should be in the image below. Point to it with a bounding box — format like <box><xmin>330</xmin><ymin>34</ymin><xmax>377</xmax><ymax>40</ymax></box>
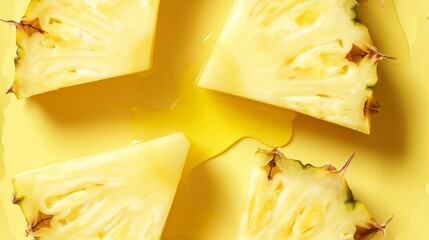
<box><xmin>131</xmin><ymin>66</ymin><xmax>295</xmax><ymax>239</ymax></box>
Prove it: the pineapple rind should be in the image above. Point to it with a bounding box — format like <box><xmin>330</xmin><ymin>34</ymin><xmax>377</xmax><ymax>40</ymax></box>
<box><xmin>238</xmin><ymin>149</ymin><xmax>379</xmax><ymax>240</ymax></box>
<box><xmin>12</xmin><ymin>133</ymin><xmax>190</xmax><ymax>240</ymax></box>
<box><xmin>198</xmin><ymin>0</ymin><xmax>379</xmax><ymax>134</ymax></box>
<box><xmin>11</xmin><ymin>0</ymin><xmax>160</xmax><ymax>99</ymax></box>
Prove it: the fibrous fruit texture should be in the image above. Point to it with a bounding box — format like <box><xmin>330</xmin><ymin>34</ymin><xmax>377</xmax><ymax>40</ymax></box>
<box><xmin>12</xmin><ymin>133</ymin><xmax>190</xmax><ymax>240</ymax></box>
<box><xmin>239</xmin><ymin>148</ymin><xmax>389</xmax><ymax>239</ymax></box>
<box><xmin>6</xmin><ymin>0</ymin><xmax>160</xmax><ymax>99</ymax></box>
<box><xmin>198</xmin><ymin>0</ymin><xmax>383</xmax><ymax>133</ymax></box>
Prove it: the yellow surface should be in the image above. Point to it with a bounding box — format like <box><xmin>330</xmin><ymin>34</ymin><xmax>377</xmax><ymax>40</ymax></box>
<box><xmin>0</xmin><ymin>0</ymin><xmax>428</xmax><ymax>239</ymax></box>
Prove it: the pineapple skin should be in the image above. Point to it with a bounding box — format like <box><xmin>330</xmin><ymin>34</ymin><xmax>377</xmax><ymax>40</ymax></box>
<box><xmin>10</xmin><ymin>0</ymin><xmax>160</xmax><ymax>99</ymax></box>
<box><xmin>12</xmin><ymin>133</ymin><xmax>190</xmax><ymax>240</ymax></box>
<box><xmin>198</xmin><ymin>0</ymin><xmax>382</xmax><ymax>134</ymax></box>
<box><xmin>238</xmin><ymin>149</ymin><xmax>387</xmax><ymax>240</ymax></box>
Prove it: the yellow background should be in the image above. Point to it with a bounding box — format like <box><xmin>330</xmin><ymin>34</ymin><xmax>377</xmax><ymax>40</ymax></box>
<box><xmin>1</xmin><ymin>0</ymin><xmax>428</xmax><ymax>239</ymax></box>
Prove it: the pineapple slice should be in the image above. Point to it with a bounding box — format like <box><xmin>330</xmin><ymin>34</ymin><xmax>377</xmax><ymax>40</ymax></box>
<box><xmin>239</xmin><ymin>148</ymin><xmax>388</xmax><ymax>239</ymax></box>
<box><xmin>12</xmin><ymin>133</ymin><xmax>190</xmax><ymax>240</ymax></box>
<box><xmin>6</xmin><ymin>0</ymin><xmax>160</xmax><ymax>99</ymax></box>
<box><xmin>198</xmin><ymin>0</ymin><xmax>382</xmax><ymax>133</ymax></box>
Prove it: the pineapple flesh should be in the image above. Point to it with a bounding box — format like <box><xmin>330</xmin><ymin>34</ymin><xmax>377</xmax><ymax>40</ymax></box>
<box><xmin>7</xmin><ymin>0</ymin><xmax>160</xmax><ymax>99</ymax></box>
<box><xmin>239</xmin><ymin>148</ymin><xmax>388</xmax><ymax>239</ymax></box>
<box><xmin>12</xmin><ymin>133</ymin><xmax>190</xmax><ymax>240</ymax></box>
<box><xmin>198</xmin><ymin>0</ymin><xmax>382</xmax><ymax>133</ymax></box>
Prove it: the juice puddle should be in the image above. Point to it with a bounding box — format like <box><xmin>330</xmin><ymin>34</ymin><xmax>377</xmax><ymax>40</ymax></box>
<box><xmin>130</xmin><ymin>65</ymin><xmax>296</xmax><ymax>163</ymax></box>
<box><xmin>131</xmin><ymin>64</ymin><xmax>296</xmax><ymax>239</ymax></box>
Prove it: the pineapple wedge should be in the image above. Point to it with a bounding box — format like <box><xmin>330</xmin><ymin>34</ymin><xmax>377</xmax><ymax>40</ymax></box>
<box><xmin>239</xmin><ymin>149</ymin><xmax>388</xmax><ymax>239</ymax></box>
<box><xmin>198</xmin><ymin>0</ymin><xmax>382</xmax><ymax>134</ymax></box>
<box><xmin>7</xmin><ymin>0</ymin><xmax>160</xmax><ymax>99</ymax></box>
<box><xmin>12</xmin><ymin>133</ymin><xmax>190</xmax><ymax>240</ymax></box>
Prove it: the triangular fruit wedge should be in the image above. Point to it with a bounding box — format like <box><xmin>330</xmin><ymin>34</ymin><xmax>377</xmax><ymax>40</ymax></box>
<box><xmin>12</xmin><ymin>133</ymin><xmax>190</xmax><ymax>240</ymax></box>
<box><xmin>198</xmin><ymin>0</ymin><xmax>382</xmax><ymax>134</ymax></box>
<box><xmin>239</xmin><ymin>148</ymin><xmax>389</xmax><ymax>239</ymax></box>
<box><xmin>6</xmin><ymin>0</ymin><xmax>160</xmax><ymax>98</ymax></box>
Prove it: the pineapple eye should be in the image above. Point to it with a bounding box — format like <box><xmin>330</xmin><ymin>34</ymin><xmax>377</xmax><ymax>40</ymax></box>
<box><xmin>28</xmin><ymin>212</ymin><xmax>53</xmax><ymax>234</ymax></box>
<box><xmin>22</xmin><ymin>18</ymin><xmax>45</xmax><ymax>36</ymax></box>
<box><xmin>364</xmin><ymin>97</ymin><xmax>380</xmax><ymax>119</ymax></box>
<box><xmin>267</xmin><ymin>158</ymin><xmax>276</xmax><ymax>180</ymax></box>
